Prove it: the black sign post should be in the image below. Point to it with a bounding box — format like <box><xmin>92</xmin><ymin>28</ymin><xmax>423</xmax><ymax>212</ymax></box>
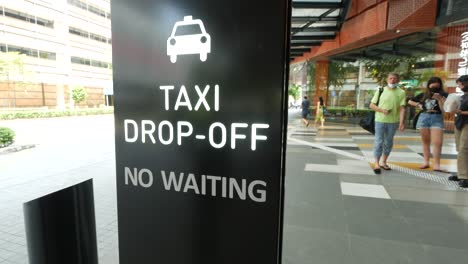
<box><xmin>111</xmin><ymin>0</ymin><xmax>290</xmax><ymax>263</ymax></box>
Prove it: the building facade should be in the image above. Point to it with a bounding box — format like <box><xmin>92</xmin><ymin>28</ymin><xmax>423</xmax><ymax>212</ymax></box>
<box><xmin>290</xmin><ymin>0</ymin><xmax>468</xmax><ymax>130</ymax></box>
<box><xmin>0</xmin><ymin>0</ymin><xmax>112</xmax><ymax>109</ymax></box>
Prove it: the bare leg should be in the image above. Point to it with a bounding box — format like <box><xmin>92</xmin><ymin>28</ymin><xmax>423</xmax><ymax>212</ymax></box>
<box><xmin>381</xmin><ymin>154</ymin><xmax>389</xmax><ymax>167</ymax></box>
<box><xmin>374</xmin><ymin>157</ymin><xmax>381</xmax><ymax>170</ymax></box>
<box><xmin>420</xmin><ymin>128</ymin><xmax>431</xmax><ymax>168</ymax></box>
<box><xmin>431</xmin><ymin>128</ymin><xmax>444</xmax><ymax>170</ymax></box>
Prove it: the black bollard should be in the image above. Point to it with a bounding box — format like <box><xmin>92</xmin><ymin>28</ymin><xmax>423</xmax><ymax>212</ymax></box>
<box><xmin>23</xmin><ymin>179</ymin><xmax>98</xmax><ymax>264</ymax></box>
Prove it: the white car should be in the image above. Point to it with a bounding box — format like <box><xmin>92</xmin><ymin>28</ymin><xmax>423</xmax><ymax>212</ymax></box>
<box><xmin>167</xmin><ymin>16</ymin><xmax>211</xmax><ymax>63</ymax></box>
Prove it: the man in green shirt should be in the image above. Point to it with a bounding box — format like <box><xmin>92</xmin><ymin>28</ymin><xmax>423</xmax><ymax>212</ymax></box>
<box><xmin>369</xmin><ymin>73</ymin><xmax>406</xmax><ymax>174</ymax></box>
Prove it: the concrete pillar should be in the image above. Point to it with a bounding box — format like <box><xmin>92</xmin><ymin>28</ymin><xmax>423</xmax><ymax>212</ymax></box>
<box><xmin>314</xmin><ymin>61</ymin><xmax>329</xmax><ymax>106</ymax></box>
<box><xmin>56</xmin><ymin>84</ymin><xmax>65</xmax><ymax>110</ymax></box>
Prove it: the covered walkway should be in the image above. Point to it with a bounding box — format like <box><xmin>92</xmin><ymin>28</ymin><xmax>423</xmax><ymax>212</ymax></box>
<box><xmin>283</xmin><ymin>110</ymin><xmax>468</xmax><ymax>264</ymax></box>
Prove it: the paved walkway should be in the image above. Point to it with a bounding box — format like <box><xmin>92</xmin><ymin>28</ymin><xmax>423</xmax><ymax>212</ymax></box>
<box><xmin>0</xmin><ymin>116</ymin><xmax>119</xmax><ymax>264</ymax></box>
<box><xmin>283</xmin><ymin>112</ymin><xmax>468</xmax><ymax>264</ymax></box>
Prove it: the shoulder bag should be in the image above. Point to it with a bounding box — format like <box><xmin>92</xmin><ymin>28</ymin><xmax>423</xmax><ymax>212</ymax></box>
<box><xmin>359</xmin><ymin>88</ymin><xmax>383</xmax><ymax>134</ymax></box>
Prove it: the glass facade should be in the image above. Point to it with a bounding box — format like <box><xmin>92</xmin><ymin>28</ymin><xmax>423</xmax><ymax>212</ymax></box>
<box><xmin>291</xmin><ymin>1</ymin><xmax>468</xmax><ymax>131</ymax></box>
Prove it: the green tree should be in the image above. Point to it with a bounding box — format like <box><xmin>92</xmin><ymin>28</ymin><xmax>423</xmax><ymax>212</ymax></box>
<box><xmin>0</xmin><ymin>127</ymin><xmax>15</xmax><ymax>147</ymax></box>
<box><xmin>72</xmin><ymin>86</ymin><xmax>87</xmax><ymax>105</ymax></box>
<box><xmin>0</xmin><ymin>52</ymin><xmax>30</xmax><ymax>107</ymax></box>
<box><xmin>416</xmin><ymin>69</ymin><xmax>449</xmax><ymax>87</ymax></box>
<box><xmin>288</xmin><ymin>84</ymin><xmax>301</xmax><ymax>100</ymax></box>
<box><xmin>0</xmin><ymin>52</ymin><xmax>26</xmax><ymax>81</ymax></box>
<box><xmin>306</xmin><ymin>60</ymin><xmax>316</xmax><ymax>92</ymax></box>
<box><xmin>363</xmin><ymin>56</ymin><xmax>418</xmax><ymax>86</ymax></box>
<box><xmin>328</xmin><ymin>61</ymin><xmax>358</xmax><ymax>89</ymax></box>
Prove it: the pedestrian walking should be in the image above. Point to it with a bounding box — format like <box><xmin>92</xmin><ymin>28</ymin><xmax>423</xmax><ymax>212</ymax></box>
<box><xmin>314</xmin><ymin>96</ymin><xmax>325</xmax><ymax>128</ymax></box>
<box><xmin>301</xmin><ymin>96</ymin><xmax>310</xmax><ymax>127</ymax></box>
<box><xmin>370</xmin><ymin>73</ymin><xmax>406</xmax><ymax>174</ymax></box>
<box><xmin>408</xmin><ymin>77</ymin><xmax>448</xmax><ymax>172</ymax></box>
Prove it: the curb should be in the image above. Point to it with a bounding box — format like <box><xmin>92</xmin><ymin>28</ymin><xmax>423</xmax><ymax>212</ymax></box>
<box><xmin>0</xmin><ymin>144</ymin><xmax>36</xmax><ymax>155</ymax></box>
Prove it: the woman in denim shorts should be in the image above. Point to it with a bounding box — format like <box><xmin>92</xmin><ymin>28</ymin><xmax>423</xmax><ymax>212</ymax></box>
<box><xmin>408</xmin><ymin>77</ymin><xmax>448</xmax><ymax>172</ymax></box>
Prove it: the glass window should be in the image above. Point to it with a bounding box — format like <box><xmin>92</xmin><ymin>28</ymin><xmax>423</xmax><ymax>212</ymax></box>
<box><xmin>7</xmin><ymin>45</ymin><xmax>38</xmax><ymax>57</ymax></box>
<box><xmin>0</xmin><ymin>43</ymin><xmax>6</xmax><ymax>52</ymax></box>
<box><xmin>88</xmin><ymin>5</ymin><xmax>106</xmax><ymax>18</ymax></box>
<box><xmin>174</xmin><ymin>24</ymin><xmax>203</xmax><ymax>36</ymax></box>
<box><xmin>71</xmin><ymin>56</ymin><xmax>90</xmax><ymax>65</ymax></box>
<box><xmin>69</xmin><ymin>27</ymin><xmax>89</xmax><ymax>38</ymax></box>
<box><xmin>67</xmin><ymin>0</ymin><xmax>110</xmax><ymax>20</ymax></box>
<box><xmin>36</xmin><ymin>17</ymin><xmax>54</xmax><ymax>29</ymax></box>
<box><xmin>90</xmin><ymin>33</ymin><xmax>107</xmax><ymax>43</ymax></box>
<box><xmin>39</xmin><ymin>50</ymin><xmax>56</xmax><ymax>60</ymax></box>
<box><xmin>91</xmin><ymin>60</ymin><xmax>110</xmax><ymax>68</ymax></box>
<box><xmin>68</xmin><ymin>0</ymin><xmax>87</xmax><ymax>11</ymax></box>
<box><xmin>4</xmin><ymin>8</ymin><xmax>35</xmax><ymax>24</ymax></box>
<box><xmin>4</xmin><ymin>8</ymin><xmax>54</xmax><ymax>29</ymax></box>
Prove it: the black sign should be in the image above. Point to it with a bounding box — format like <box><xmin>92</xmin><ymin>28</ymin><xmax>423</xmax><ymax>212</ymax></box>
<box><xmin>111</xmin><ymin>0</ymin><xmax>290</xmax><ymax>263</ymax></box>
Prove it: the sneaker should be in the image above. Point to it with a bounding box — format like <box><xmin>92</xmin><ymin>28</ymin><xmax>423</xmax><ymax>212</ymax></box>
<box><xmin>448</xmin><ymin>175</ymin><xmax>460</xmax><ymax>181</ymax></box>
<box><xmin>459</xmin><ymin>180</ymin><xmax>468</xmax><ymax>188</ymax></box>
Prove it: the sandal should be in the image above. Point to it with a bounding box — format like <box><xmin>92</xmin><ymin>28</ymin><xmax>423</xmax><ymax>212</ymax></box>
<box><xmin>373</xmin><ymin>167</ymin><xmax>381</xmax><ymax>174</ymax></box>
<box><xmin>433</xmin><ymin>169</ymin><xmax>449</xmax><ymax>173</ymax></box>
<box><xmin>419</xmin><ymin>164</ymin><xmax>430</xmax><ymax>169</ymax></box>
<box><xmin>381</xmin><ymin>164</ymin><xmax>391</xmax><ymax>170</ymax></box>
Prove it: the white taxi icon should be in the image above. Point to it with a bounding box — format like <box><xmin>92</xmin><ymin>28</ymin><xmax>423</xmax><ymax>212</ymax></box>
<box><xmin>167</xmin><ymin>16</ymin><xmax>211</xmax><ymax>63</ymax></box>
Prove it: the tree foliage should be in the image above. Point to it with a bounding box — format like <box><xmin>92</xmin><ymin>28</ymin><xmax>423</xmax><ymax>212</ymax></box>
<box><xmin>306</xmin><ymin>60</ymin><xmax>316</xmax><ymax>92</ymax></box>
<box><xmin>328</xmin><ymin>61</ymin><xmax>358</xmax><ymax>89</ymax></box>
<box><xmin>0</xmin><ymin>127</ymin><xmax>15</xmax><ymax>147</ymax></box>
<box><xmin>416</xmin><ymin>69</ymin><xmax>450</xmax><ymax>87</ymax></box>
<box><xmin>72</xmin><ymin>86</ymin><xmax>87</xmax><ymax>105</ymax></box>
<box><xmin>363</xmin><ymin>56</ymin><xmax>418</xmax><ymax>86</ymax></box>
<box><xmin>288</xmin><ymin>84</ymin><xmax>301</xmax><ymax>100</ymax></box>
<box><xmin>0</xmin><ymin>52</ymin><xmax>27</xmax><ymax>82</ymax></box>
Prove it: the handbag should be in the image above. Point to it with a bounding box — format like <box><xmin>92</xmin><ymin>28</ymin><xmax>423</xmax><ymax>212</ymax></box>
<box><xmin>412</xmin><ymin>111</ymin><xmax>421</xmax><ymax>129</ymax></box>
<box><xmin>359</xmin><ymin>88</ymin><xmax>383</xmax><ymax>134</ymax></box>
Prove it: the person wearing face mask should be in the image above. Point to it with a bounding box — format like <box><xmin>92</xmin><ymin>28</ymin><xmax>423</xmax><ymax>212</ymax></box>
<box><xmin>447</xmin><ymin>75</ymin><xmax>468</xmax><ymax>188</ymax></box>
<box><xmin>408</xmin><ymin>77</ymin><xmax>448</xmax><ymax>172</ymax></box>
<box><xmin>369</xmin><ymin>73</ymin><xmax>407</xmax><ymax>174</ymax></box>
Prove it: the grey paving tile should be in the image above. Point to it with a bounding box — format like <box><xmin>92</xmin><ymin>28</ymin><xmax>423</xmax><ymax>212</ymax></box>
<box><xmin>339</xmin><ymin>173</ymin><xmax>384</xmax><ymax>185</ymax></box>
<box><xmin>395</xmin><ymin>200</ymin><xmax>467</xmax><ymax>225</ymax></box>
<box><xmin>312</xmin><ymin>146</ymin><xmax>360</xmax><ymax>151</ymax></box>
<box><xmin>343</xmin><ymin>196</ymin><xmax>402</xmax><ymax>217</ymax></box>
<box><xmin>284</xmin><ymin>202</ymin><xmax>347</xmax><ymax>232</ymax></box>
<box><xmin>381</xmin><ymin>175</ymin><xmax>449</xmax><ymax>190</ymax></box>
<box><xmin>348</xmin><ymin>234</ymin><xmax>422</xmax><ymax>264</ymax></box>
<box><xmin>417</xmin><ymin>244</ymin><xmax>468</xmax><ymax>264</ymax></box>
<box><xmin>387</xmin><ymin>186</ymin><xmax>468</xmax><ymax>206</ymax></box>
<box><xmin>416</xmin><ymin>153</ymin><xmax>458</xmax><ymax>159</ymax></box>
<box><xmin>448</xmin><ymin>205</ymin><xmax>468</xmax><ymax>222</ymax></box>
<box><xmin>407</xmin><ymin>218</ymin><xmax>468</xmax><ymax>250</ymax></box>
<box><xmin>346</xmin><ymin>213</ymin><xmax>419</xmax><ymax>243</ymax></box>
<box><xmin>283</xmin><ymin>225</ymin><xmax>350</xmax><ymax>264</ymax></box>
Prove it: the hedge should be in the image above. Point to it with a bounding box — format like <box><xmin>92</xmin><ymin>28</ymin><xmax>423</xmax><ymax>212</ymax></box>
<box><xmin>0</xmin><ymin>127</ymin><xmax>15</xmax><ymax>147</ymax></box>
<box><xmin>0</xmin><ymin>108</ymin><xmax>114</xmax><ymax>120</ymax></box>
<box><xmin>311</xmin><ymin>107</ymin><xmax>373</xmax><ymax>118</ymax></box>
